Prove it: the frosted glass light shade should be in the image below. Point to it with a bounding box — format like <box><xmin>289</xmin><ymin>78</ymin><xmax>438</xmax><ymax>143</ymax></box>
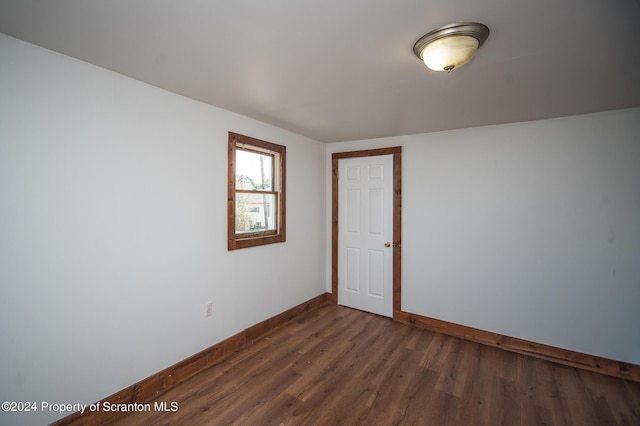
<box><xmin>413</xmin><ymin>23</ymin><xmax>489</xmax><ymax>73</ymax></box>
<box><xmin>420</xmin><ymin>35</ymin><xmax>479</xmax><ymax>72</ymax></box>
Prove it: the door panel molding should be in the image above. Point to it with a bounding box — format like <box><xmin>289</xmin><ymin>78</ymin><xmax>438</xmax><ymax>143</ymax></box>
<box><xmin>331</xmin><ymin>147</ymin><xmax>402</xmax><ymax>318</ymax></box>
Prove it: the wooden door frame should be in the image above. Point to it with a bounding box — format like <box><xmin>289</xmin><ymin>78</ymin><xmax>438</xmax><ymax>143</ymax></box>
<box><xmin>330</xmin><ymin>147</ymin><xmax>402</xmax><ymax>319</ymax></box>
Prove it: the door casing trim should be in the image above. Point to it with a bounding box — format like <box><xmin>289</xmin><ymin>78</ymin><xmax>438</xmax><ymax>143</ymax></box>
<box><xmin>330</xmin><ymin>147</ymin><xmax>402</xmax><ymax>318</ymax></box>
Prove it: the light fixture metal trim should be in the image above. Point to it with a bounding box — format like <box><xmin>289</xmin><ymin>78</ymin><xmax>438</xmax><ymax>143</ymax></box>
<box><xmin>413</xmin><ymin>22</ymin><xmax>490</xmax><ymax>72</ymax></box>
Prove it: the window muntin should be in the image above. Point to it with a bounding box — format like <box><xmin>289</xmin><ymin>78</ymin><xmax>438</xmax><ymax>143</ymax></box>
<box><xmin>228</xmin><ymin>133</ymin><xmax>286</xmax><ymax>250</ymax></box>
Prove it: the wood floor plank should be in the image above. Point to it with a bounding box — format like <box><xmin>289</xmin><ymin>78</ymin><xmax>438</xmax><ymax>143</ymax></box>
<box><xmin>109</xmin><ymin>304</ymin><xmax>640</xmax><ymax>426</ymax></box>
<box><xmin>395</xmin><ymin>367</ymin><xmax>439</xmax><ymax>424</ymax></box>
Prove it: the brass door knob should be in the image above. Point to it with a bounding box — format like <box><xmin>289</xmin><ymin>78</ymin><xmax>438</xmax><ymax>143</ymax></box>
<box><xmin>384</xmin><ymin>242</ymin><xmax>391</xmax><ymax>247</ymax></box>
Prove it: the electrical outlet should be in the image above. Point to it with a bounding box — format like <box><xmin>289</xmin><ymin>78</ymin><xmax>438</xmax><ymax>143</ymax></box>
<box><xmin>205</xmin><ymin>302</ymin><xmax>213</xmax><ymax>317</ymax></box>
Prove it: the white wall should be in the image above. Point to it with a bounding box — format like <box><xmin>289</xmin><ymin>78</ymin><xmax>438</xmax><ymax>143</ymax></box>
<box><xmin>0</xmin><ymin>35</ymin><xmax>325</xmax><ymax>425</ymax></box>
<box><xmin>327</xmin><ymin>108</ymin><xmax>640</xmax><ymax>365</ymax></box>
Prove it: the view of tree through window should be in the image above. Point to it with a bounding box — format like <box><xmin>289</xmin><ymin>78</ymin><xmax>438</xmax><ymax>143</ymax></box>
<box><xmin>235</xmin><ymin>149</ymin><xmax>275</xmax><ymax>234</ymax></box>
<box><xmin>228</xmin><ymin>132</ymin><xmax>286</xmax><ymax>250</ymax></box>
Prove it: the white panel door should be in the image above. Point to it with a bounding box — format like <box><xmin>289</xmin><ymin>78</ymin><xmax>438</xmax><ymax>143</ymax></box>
<box><xmin>338</xmin><ymin>155</ymin><xmax>393</xmax><ymax>317</ymax></box>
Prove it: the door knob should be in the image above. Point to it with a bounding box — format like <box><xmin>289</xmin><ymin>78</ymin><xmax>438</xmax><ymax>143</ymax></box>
<box><xmin>384</xmin><ymin>242</ymin><xmax>391</xmax><ymax>247</ymax></box>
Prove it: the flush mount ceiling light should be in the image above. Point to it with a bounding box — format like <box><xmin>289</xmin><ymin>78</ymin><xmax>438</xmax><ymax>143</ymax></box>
<box><xmin>413</xmin><ymin>22</ymin><xmax>489</xmax><ymax>72</ymax></box>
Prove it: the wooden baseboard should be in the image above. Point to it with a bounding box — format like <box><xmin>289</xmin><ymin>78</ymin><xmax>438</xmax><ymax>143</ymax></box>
<box><xmin>394</xmin><ymin>310</ymin><xmax>640</xmax><ymax>383</ymax></box>
<box><xmin>52</xmin><ymin>293</ymin><xmax>329</xmax><ymax>426</ymax></box>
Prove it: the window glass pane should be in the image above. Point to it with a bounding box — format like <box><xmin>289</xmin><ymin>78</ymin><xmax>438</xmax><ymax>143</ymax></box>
<box><xmin>236</xmin><ymin>150</ymin><xmax>273</xmax><ymax>191</ymax></box>
<box><xmin>235</xmin><ymin>193</ymin><xmax>276</xmax><ymax>233</ymax></box>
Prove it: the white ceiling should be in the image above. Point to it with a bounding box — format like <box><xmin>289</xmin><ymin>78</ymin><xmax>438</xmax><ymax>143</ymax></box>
<box><xmin>1</xmin><ymin>0</ymin><xmax>639</xmax><ymax>143</ymax></box>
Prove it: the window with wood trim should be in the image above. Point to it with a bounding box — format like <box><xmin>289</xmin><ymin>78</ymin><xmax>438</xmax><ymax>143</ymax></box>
<box><xmin>228</xmin><ymin>132</ymin><xmax>286</xmax><ymax>250</ymax></box>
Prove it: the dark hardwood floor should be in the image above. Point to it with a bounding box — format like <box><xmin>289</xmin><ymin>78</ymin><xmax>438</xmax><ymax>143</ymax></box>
<box><xmin>109</xmin><ymin>304</ymin><xmax>640</xmax><ymax>425</ymax></box>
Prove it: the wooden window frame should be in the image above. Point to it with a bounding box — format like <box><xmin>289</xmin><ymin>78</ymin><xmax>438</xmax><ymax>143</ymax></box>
<box><xmin>228</xmin><ymin>132</ymin><xmax>286</xmax><ymax>250</ymax></box>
